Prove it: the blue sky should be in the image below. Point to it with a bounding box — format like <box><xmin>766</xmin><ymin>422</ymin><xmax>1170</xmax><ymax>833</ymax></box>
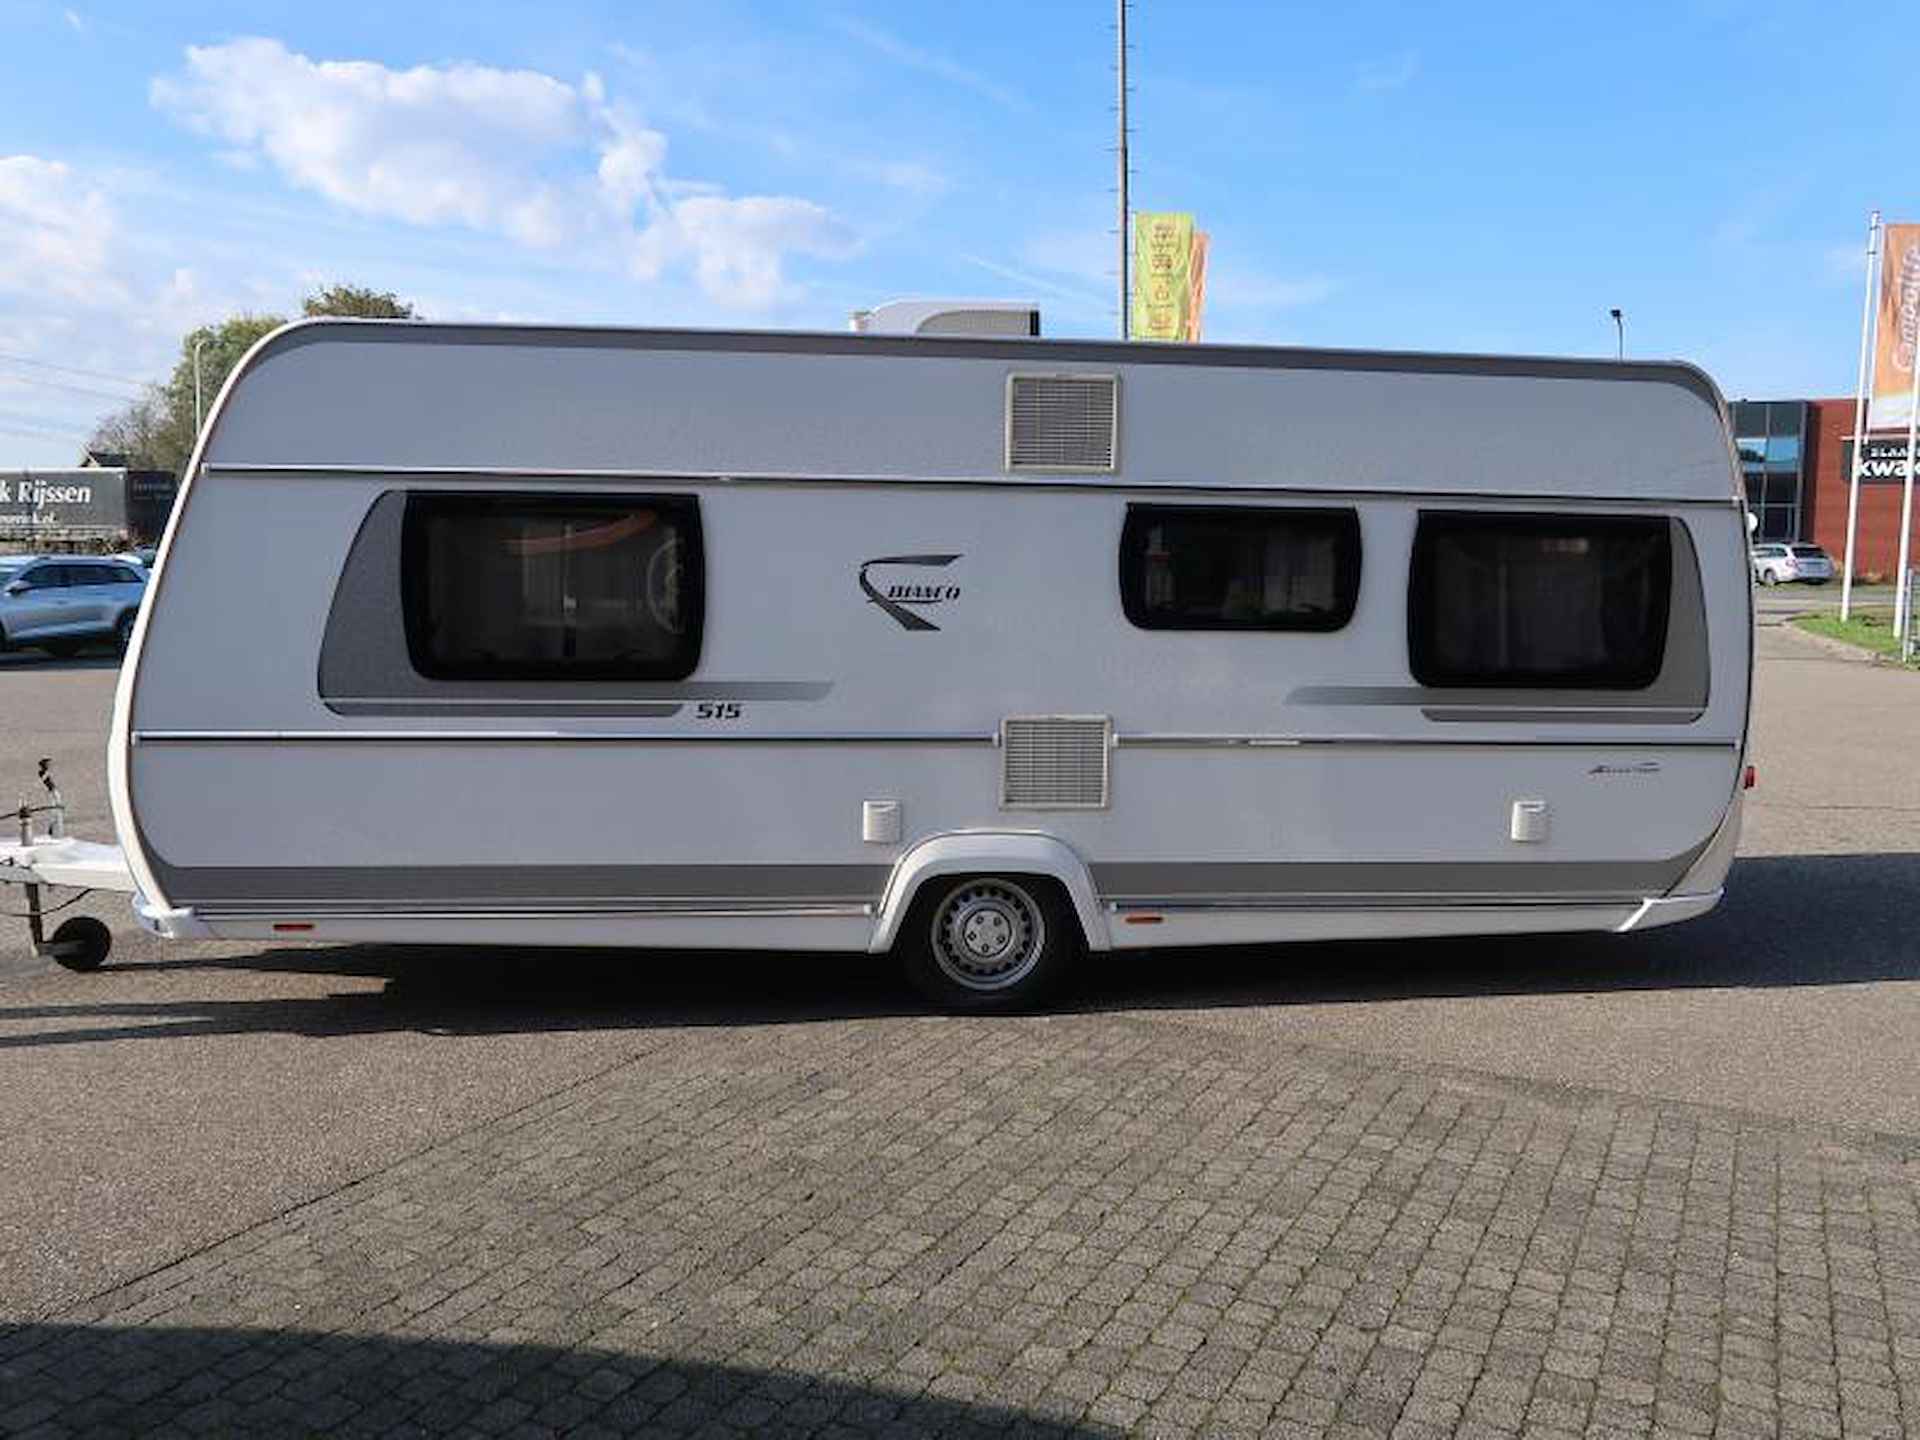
<box><xmin>0</xmin><ymin>0</ymin><xmax>1905</xmax><ymax>465</ymax></box>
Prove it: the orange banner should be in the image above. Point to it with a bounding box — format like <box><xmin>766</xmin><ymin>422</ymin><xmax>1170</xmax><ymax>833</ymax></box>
<box><xmin>1185</xmin><ymin>232</ymin><xmax>1209</xmax><ymax>342</ymax></box>
<box><xmin>1870</xmin><ymin>222</ymin><xmax>1920</xmax><ymax>431</ymax></box>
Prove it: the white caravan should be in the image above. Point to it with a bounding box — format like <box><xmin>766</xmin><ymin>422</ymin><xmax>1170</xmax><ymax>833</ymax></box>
<box><xmin>10</xmin><ymin>320</ymin><xmax>1753</xmax><ymax>1008</ymax></box>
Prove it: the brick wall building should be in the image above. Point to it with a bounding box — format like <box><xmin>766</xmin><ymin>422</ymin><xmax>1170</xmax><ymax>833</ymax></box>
<box><xmin>1734</xmin><ymin>395</ymin><xmax>1920</xmax><ymax>582</ymax></box>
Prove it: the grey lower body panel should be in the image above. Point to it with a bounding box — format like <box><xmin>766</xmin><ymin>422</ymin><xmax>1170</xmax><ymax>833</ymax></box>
<box><xmin>152</xmin><ymin>852</ymin><xmax>1705</xmax><ymax>920</ymax></box>
<box><xmin>156</xmin><ymin>861</ymin><xmax>892</xmax><ymax>915</ymax></box>
<box><xmin>1091</xmin><ymin>852</ymin><xmax>1703</xmax><ymax>905</ymax></box>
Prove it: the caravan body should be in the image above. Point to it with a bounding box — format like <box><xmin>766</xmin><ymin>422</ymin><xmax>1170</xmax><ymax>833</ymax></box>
<box><xmin>110</xmin><ymin>321</ymin><xmax>1750</xmax><ymax>1004</ymax></box>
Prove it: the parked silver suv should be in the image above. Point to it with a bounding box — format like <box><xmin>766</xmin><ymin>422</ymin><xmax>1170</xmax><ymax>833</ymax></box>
<box><xmin>0</xmin><ymin>555</ymin><xmax>147</xmax><ymax>657</ymax></box>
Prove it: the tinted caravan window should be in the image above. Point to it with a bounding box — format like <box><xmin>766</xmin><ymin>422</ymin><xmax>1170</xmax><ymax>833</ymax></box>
<box><xmin>1410</xmin><ymin>513</ymin><xmax>1671</xmax><ymax>688</ymax></box>
<box><xmin>402</xmin><ymin>493</ymin><xmax>702</xmax><ymax>680</ymax></box>
<box><xmin>1120</xmin><ymin>505</ymin><xmax>1361</xmax><ymax>631</ymax></box>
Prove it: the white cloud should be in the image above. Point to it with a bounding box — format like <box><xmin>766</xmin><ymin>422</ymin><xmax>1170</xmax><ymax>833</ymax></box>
<box><xmin>864</xmin><ymin>160</ymin><xmax>949</xmax><ymax>197</ymax></box>
<box><xmin>0</xmin><ymin>156</ymin><xmax>264</xmax><ymax>463</ymax></box>
<box><xmin>1824</xmin><ymin>240</ymin><xmax>1871</xmax><ymax>284</ymax></box>
<box><xmin>1210</xmin><ymin>269</ymin><xmax>1336</xmax><ymax>310</ymax></box>
<box><xmin>830</xmin><ymin>17</ymin><xmax>1028</xmax><ymax>112</ymax></box>
<box><xmin>0</xmin><ymin>155</ymin><xmax>124</xmax><ymax>305</ymax></box>
<box><xmin>1020</xmin><ymin>229</ymin><xmax>1111</xmax><ymax>288</ymax></box>
<box><xmin>1355</xmin><ymin>50</ymin><xmax>1420</xmax><ymax>93</ymax></box>
<box><xmin>151</xmin><ymin>38</ymin><xmax>857</xmax><ymax>307</ymax></box>
<box><xmin>637</xmin><ymin>195</ymin><xmax>856</xmax><ymax>311</ymax></box>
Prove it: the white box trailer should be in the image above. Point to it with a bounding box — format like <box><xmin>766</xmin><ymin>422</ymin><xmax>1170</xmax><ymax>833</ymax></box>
<box><xmin>6</xmin><ymin>319</ymin><xmax>1753</xmax><ymax>1007</ymax></box>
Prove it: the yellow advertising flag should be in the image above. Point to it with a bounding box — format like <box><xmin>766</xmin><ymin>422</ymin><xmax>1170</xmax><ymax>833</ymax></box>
<box><xmin>1131</xmin><ymin>212</ymin><xmax>1194</xmax><ymax>341</ymax></box>
<box><xmin>1870</xmin><ymin>223</ymin><xmax>1920</xmax><ymax>431</ymax></box>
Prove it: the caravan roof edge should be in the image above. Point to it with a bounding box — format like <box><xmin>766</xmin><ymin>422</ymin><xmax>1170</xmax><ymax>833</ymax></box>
<box><xmin>243</xmin><ymin>316</ymin><xmax>1728</xmax><ymax>414</ymax></box>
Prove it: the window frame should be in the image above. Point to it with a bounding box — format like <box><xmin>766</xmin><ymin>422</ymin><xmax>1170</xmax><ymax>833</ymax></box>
<box><xmin>1118</xmin><ymin>503</ymin><xmax>1363</xmax><ymax>634</ymax></box>
<box><xmin>400</xmin><ymin>490</ymin><xmax>705</xmax><ymax>683</ymax></box>
<box><xmin>1407</xmin><ymin>510</ymin><xmax>1674</xmax><ymax>691</ymax></box>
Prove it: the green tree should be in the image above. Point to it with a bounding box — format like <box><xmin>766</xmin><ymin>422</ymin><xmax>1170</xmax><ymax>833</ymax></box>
<box><xmin>301</xmin><ymin>283</ymin><xmax>416</xmax><ymax>319</ymax></box>
<box><xmin>88</xmin><ymin>283</ymin><xmax>419</xmax><ymax>475</ymax></box>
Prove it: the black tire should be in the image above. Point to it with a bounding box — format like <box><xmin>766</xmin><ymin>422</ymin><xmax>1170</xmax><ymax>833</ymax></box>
<box><xmin>1757</xmin><ymin>569</ymin><xmax>1777</xmax><ymax>587</ymax></box>
<box><xmin>41</xmin><ymin>640</ymin><xmax>80</xmax><ymax>658</ymax></box>
<box><xmin>48</xmin><ymin>915</ymin><xmax>111</xmax><ymax>972</ymax></box>
<box><xmin>114</xmin><ymin>610</ymin><xmax>136</xmax><ymax>654</ymax></box>
<box><xmin>896</xmin><ymin>873</ymin><xmax>1080</xmax><ymax>1012</ymax></box>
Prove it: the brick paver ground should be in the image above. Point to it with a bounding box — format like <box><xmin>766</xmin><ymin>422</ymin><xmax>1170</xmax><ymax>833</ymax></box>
<box><xmin>4</xmin><ymin>1007</ymin><xmax>1920</xmax><ymax>1438</ymax></box>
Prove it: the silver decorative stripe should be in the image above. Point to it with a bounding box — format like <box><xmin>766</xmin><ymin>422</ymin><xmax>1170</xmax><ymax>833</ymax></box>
<box><xmin>331</xmin><ymin>682</ymin><xmax>832</xmax><ymax>704</ymax></box>
<box><xmin>1109</xmin><ymin>895</ymin><xmax>1639</xmax><ymax>913</ymax></box>
<box><xmin>202</xmin><ymin>902</ymin><xmax>874</xmax><ymax>921</ymax></box>
<box><xmin>1421</xmin><ymin>708</ymin><xmax>1707</xmax><ymax>725</ymax></box>
<box><xmin>199</xmin><ymin>463</ymin><xmax>1741</xmax><ymax>508</ymax></box>
<box><xmin>329</xmin><ymin>702</ymin><xmax>684</xmax><ymax>719</ymax></box>
<box><xmin>135</xmin><ymin>730</ymin><xmax>996</xmax><ymax>745</ymax></box>
<box><xmin>1114</xmin><ymin>733</ymin><xmax>1739</xmax><ymax>750</ymax></box>
<box><xmin>135</xmin><ymin>728</ymin><xmax>1739</xmax><ymax>750</ymax></box>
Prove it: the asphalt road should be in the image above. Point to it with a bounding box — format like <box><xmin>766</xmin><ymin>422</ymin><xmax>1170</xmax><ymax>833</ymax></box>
<box><xmin>1</xmin><ymin>618</ymin><xmax>1917</xmax><ymax>1329</ymax></box>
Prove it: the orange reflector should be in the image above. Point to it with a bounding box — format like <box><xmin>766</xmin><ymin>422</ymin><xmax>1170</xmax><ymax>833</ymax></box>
<box><xmin>1743</xmin><ymin>765</ymin><xmax>1757</xmax><ymax>791</ymax></box>
<box><xmin>272</xmin><ymin>922</ymin><xmax>314</xmax><ymax>932</ymax></box>
<box><xmin>1123</xmin><ymin>914</ymin><xmax>1164</xmax><ymax>926</ymax></box>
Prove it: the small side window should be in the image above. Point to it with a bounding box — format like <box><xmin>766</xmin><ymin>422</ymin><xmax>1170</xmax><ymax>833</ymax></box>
<box><xmin>1409</xmin><ymin>512</ymin><xmax>1672</xmax><ymax>689</ymax></box>
<box><xmin>402</xmin><ymin>492</ymin><xmax>703</xmax><ymax>681</ymax></box>
<box><xmin>1120</xmin><ymin>505</ymin><xmax>1361</xmax><ymax>631</ymax></box>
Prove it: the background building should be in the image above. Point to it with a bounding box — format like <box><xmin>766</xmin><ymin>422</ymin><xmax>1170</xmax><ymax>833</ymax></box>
<box><xmin>1730</xmin><ymin>397</ymin><xmax>1920</xmax><ymax>581</ymax></box>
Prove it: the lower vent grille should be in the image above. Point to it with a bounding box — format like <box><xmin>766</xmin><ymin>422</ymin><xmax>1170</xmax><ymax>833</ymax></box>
<box><xmin>1001</xmin><ymin>716</ymin><xmax>1112</xmax><ymax>809</ymax></box>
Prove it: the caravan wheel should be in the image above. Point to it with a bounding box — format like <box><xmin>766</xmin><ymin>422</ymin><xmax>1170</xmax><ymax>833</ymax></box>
<box><xmin>899</xmin><ymin>875</ymin><xmax>1077</xmax><ymax>1012</ymax></box>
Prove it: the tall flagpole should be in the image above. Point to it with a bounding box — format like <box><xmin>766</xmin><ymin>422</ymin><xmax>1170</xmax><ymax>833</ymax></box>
<box><xmin>1897</xmin><ymin>309</ymin><xmax>1920</xmax><ymax>641</ymax></box>
<box><xmin>1841</xmin><ymin>211</ymin><xmax>1881</xmax><ymax>622</ymax></box>
<box><xmin>1115</xmin><ymin>0</ymin><xmax>1129</xmax><ymax>340</ymax></box>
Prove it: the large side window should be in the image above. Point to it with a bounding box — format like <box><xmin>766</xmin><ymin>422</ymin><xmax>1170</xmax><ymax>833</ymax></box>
<box><xmin>402</xmin><ymin>493</ymin><xmax>703</xmax><ymax>681</ymax></box>
<box><xmin>1120</xmin><ymin>505</ymin><xmax>1361</xmax><ymax>631</ymax></box>
<box><xmin>1409</xmin><ymin>512</ymin><xmax>1672</xmax><ymax>689</ymax></box>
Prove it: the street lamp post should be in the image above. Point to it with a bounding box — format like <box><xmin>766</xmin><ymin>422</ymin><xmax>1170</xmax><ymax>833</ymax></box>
<box><xmin>192</xmin><ymin>337</ymin><xmax>206</xmax><ymax>435</ymax></box>
<box><xmin>1609</xmin><ymin>308</ymin><xmax>1624</xmax><ymax>360</ymax></box>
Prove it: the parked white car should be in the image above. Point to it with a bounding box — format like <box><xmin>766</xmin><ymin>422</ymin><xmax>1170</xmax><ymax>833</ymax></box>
<box><xmin>1750</xmin><ymin>542</ymin><xmax>1834</xmax><ymax>586</ymax></box>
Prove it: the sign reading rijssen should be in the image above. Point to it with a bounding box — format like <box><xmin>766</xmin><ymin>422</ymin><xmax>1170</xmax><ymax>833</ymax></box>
<box><xmin>0</xmin><ymin>470</ymin><xmax>127</xmax><ymax>533</ymax></box>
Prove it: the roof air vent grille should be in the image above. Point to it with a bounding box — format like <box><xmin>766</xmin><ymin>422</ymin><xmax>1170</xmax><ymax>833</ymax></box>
<box><xmin>1006</xmin><ymin>374</ymin><xmax>1118</xmax><ymax>473</ymax></box>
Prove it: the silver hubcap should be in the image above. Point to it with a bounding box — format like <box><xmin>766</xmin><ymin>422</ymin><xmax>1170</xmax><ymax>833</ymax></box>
<box><xmin>931</xmin><ymin>880</ymin><xmax>1046</xmax><ymax>992</ymax></box>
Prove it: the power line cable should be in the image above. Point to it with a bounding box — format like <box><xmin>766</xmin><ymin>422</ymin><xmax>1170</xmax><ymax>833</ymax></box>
<box><xmin>0</xmin><ymin>352</ymin><xmax>152</xmax><ymax>391</ymax></box>
<box><xmin>0</xmin><ymin>374</ymin><xmax>150</xmax><ymax>406</ymax></box>
<box><xmin>0</xmin><ymin>427</ymin><xmax>90</xmax><ymax>447</ymax></box>
<box><xmin>0</xmin><ymin>410</ymin><xmax>92</xmax><ymax>439</ymax></box>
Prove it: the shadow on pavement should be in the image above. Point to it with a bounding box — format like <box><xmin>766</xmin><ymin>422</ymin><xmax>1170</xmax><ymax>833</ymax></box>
<box><xmin>0</xmin><ymin>651</ymin><xmax>123</xmax><ymax>672</ymax></box>
<box><xmin>0</xmin><ymin>1323</ymin><xmax>1116</xmax><ymax>1437</ymax></box>
<box><xmin>2</xmin><ymin>852</ymin><xmax>1917</xmax><ymax>1048</ymax></box>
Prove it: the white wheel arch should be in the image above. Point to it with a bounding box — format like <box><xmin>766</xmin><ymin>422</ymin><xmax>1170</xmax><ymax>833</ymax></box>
<box><xmin>869</xmin><ymin>832</ymin><xmax>1111</xmax><ymax>954</ymax></box>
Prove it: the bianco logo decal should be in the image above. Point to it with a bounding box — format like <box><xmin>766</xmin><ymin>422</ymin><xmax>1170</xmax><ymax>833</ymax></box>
<box><xmin>858</xmin><ymin>553</ymin><xmax>963</xmax><ymax>632</ymax></box>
